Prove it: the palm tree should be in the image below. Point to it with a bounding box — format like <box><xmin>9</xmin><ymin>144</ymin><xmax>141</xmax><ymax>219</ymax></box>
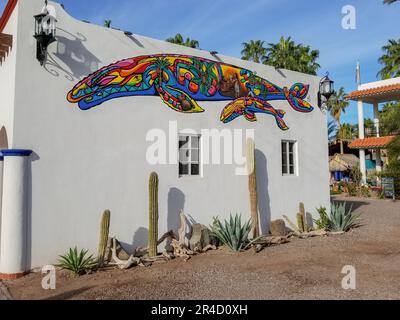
<box><xmin>241</xmin><ymin>40</ymin><xmax>267</xmax><ymax>63</ymax></box>
<box><xmin>166</xmin><ymin>34</ymin><xmax>199</xmax><ymax>48</ymax></box>
<box><xmin>328</xmin><ymin>120</ymin><xmax>336</xmax><ymax>140</ymax></box>
<box><xmin>104</xmin><ymin>20</ymin><xmax>112</xmax><ymax>28</ymax></box>
<box><xmin>327</xmin><ymin>87</ymin><xmax>349</xmax><ymax>154</ymax></box>
<box><xmin>297</xmin><ymin>46</ymin><xmax>320</xmax><ymax>75</ymax></box>
<box><xmin>264</xmin><ymin>36</ymin><xmax>297</xmax><ymax>70</ymax></box>
<box><xmin>336</xmin><ymin>123</ymin><xmax>357</xmax><ymax>140</ymax></box>
<box><xmin>264</xmin><ymin>36</ymin><xmax>320</xmax><ymax>75</ymax></box>
<box><xmin>378</xmin><ymin>39</ymin><xmax>400</xmax><ymax>79</ymax></box>
<box><xmin>364</xmin><ymin>118</ymin><xmax>375</xmax><ymax>136</ymax></box>
<box><xmin>384</xmin><ymin>0</ymin><xmax>398</xmax><ymax>4</ymax></box>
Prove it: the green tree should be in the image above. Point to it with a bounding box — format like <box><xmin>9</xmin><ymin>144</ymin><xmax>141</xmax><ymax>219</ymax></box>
<box><xmin>380</xmin><ymin>103</ymin><xmax>400</xmax><ymax>136</ymax></box>
<box><xmin>364</xmin><ymin>118</ymin><xmax>375</xmax><ymax>136</ymax></box>
<box><xmin>378</xmin><ymin>39</ymin><xmax>400</xmax><ymax>79</ymax></box>
<box><xmin>104</xmin><ymin>20</ymin><xmax>112</xmax><ymax>28</ymax></box>
<box><xmin>166</xmin><ymin>34</ymin><xmax>199</xmax><ymax>48</ymax></box>
<box><xmin>337</xmin><ymin>123</ymin><xmax>357</xmax><ymax>140</ymax></box>
<box><xmin>379</xmin><ymin>102</ymin><xmax>400</xmax><ymax>195</ymax></box>
<box><xmin>327</xmin><ymin>87</ymin><xmax>349</xmax><ymax>154</ymax></box>
<box><xmin>328</xmin><ymin>120</ymin><xmax>336</xmax><ymax>140</ymax></box>
<box><xmin>263</xmin><ymin>36</ymin><xmax>320</xmax><ymax>75</ymax></box>
<box><xmin>241</xmin><ymin>40</ymin><xmax>267</xmax><ymax>63</ymax></box>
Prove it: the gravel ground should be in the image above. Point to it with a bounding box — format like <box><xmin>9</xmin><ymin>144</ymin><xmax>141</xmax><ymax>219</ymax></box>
<box><xmin>4</xmin><ymin>196</ymin><xmax>400</xmax><ymax>300</ymax></box>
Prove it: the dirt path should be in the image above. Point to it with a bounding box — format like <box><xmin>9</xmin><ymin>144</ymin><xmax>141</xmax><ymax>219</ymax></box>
<box><xmin>4</xmin><ymin>197</ymin><xmax>400</xmax><ymax>300</ymax></box>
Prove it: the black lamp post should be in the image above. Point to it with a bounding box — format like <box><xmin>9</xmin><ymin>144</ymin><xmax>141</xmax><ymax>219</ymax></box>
<box><xmin>33</xmin><ymin>1</ymin><xmax>56</xmax><ymax>65</ymax></box>
<box><xmin>318</xmin><ymin>73</ymin><xmax>334</xmax><ymax>109</ymax></box>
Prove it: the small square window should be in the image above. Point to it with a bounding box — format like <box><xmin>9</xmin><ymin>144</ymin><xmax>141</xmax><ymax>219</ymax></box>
<box><xmin>282</xmin><ymin>141</ymin><xmax>297</xmax><ymax>176</ymax></box>
<box><xmin>179</xmin><ymin>134</ymin><xmax>201</xmax><ymax>177</ymax></box>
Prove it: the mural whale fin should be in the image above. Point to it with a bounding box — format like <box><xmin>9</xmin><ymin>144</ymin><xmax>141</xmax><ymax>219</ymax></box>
<box><xmin>244</xmin><ymin>110</ymin><xmax>257</xmax><ymax>122</ymax></box>
<box><xmin>220</xmin><ymin>97</ymin><xmax>289</xmax><ymax>130</ymax></box>
<box><xmin>284</xmin><ymin>83</ymin><xmax>314</xmax><ymax>113</ymax></box>
<box><xmin>155</xmin><ymin>82</ymin><xmax>204</xmax><ymax>113</ymax></box>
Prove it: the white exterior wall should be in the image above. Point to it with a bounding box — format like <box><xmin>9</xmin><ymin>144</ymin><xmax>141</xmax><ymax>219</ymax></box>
<box><xmin>5</xmin><ymin>0</ymin><xmax>329</xmax><ymax>269</ymax></box>
<box><xmin>0</xmin><ymin>3</ymin><xmax>18</xmax><ymax>147</ymax></box>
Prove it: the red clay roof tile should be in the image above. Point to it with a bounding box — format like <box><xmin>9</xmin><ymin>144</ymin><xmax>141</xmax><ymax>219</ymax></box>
<box><xmin>349</xmin><ymin>136</ymin><xmax>396</xmax><ymax>149</ymax></box>
<box><xmin>345</xmin><ymin>84</ymin><xmax>400</xmax><ymax>101</ymax></box>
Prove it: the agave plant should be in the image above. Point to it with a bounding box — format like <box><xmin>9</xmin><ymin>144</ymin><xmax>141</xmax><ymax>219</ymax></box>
<box><xmin>314</xmin><ymin>202</ymin><xmax>360</xmax><ymax>232</ymax></box>
<box><xmin>329</xmin><ymin>202</ymin><xmax>360</xmax><ymax>232</ymax></box>
<box><xmin>210</xmin><ymin>214</ymin><xmax>252</xmax><ymax>252</ymax></box>
<box><xmin>57</xmin><ymin>247</ymin><xmax>98</xmax><ymax>275</ymax></box>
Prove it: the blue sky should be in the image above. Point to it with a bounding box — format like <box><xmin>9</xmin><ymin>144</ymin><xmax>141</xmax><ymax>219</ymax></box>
<box><xmin>2</xmin><ymin>0</ymin><xmax>399</xmax><ymax>123</ymax></box>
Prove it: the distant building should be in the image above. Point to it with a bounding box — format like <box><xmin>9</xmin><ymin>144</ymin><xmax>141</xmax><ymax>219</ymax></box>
<box><xmin>346</xmin><ymin>77</ymin><xmax>400</xmax><ymax>183</ymax></box>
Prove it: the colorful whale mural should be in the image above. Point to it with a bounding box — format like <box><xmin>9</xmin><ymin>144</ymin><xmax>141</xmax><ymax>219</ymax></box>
<box><xmin>67</xmin><ymin>54</ymin><xmax>314</xmax><ymax>130</ymax></box>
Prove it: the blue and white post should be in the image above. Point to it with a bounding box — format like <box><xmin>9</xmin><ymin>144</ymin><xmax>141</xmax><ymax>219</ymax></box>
<box><xmin>0</xmin><ymin>149</ymin><xmax>32</xmax><ymax>279</ymax></box>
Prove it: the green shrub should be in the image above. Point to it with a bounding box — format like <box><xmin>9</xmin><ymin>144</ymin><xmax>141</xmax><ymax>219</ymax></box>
<box><xmin>360</xmin><ymin>185</ymin><xmax>371</xmax><ymax>198</ymax></box>
<box><xmin>329</xmin><ymin>202</ymin><xmax>360</xmax><ymax>232</ymax></box>
<box><xmin>210</xmin><ymin>214</ymin><xmax>252</xmax><ymax>252</ymax></box>
<box><xmin>57</xmin><ymin>247</ymin><xmax>97</xmax><ymax>275</ymax></box>
<box><xmin>314</xmin><ymin>206</ymin><xmax>330</xmax><ymax>230</ymax></box>
<box><xmin>346</xmin><ymin>182</ymin><xmax>358</xmax><ymax>197</ymax></box>
<box><xmin>350</xmin><ymin>165</ymin><xmax>363</xmax><ymax>186</ymax></box>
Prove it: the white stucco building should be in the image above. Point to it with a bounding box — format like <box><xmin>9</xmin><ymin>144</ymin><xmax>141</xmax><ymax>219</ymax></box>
<box><xmin>0</xmin><ymin>0</ymin><xmax>330</xmax><ymax>278</ymax></box>
<box><xmin>346</xmin><ymin>77</ymin><xmax>400</xmax><ymax>183</ymax></box>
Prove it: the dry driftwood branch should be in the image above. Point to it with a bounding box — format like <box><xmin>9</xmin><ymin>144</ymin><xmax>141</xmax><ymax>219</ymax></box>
<box><xmin>248</xmin><ymin>235</ymin><xmax>290</xmax><ymax>253</ymax></box>
<box><xmin>171</xmin><ymin>239</ymin><xmax>196</xmax><ymax>261</ymax></box>
<box><xmin>293</xmin><ymin>229</ymin><xmax>328</xmax><ymax>239</ymax></box>
<box><xmin>201</xmin><ymin>244</ymin><xmax>217</xmax><ymax>252</ymax></box>
<box><xmin>283</xmin><ymin>215</ymin><xmax>329</xmax><ymax>239</ymax></box>
<box><xmin>111</xmin><ymin>238</ymin><xmax>140</xmax><ymax>269</ymax></box>
<box><xmin>111</xmin><ymin>237</ymin><xmax>174</xmax><ymax>269</ymax></box>
<box><xmin>328</xmin><ymin>231</ymin><xmax>345</xmax><ymax>235</ymax></box>
<box><xmin>135</xmin><ymin>230</ymin><xmax>177</xmax><ymax>256</ymax></box>
<box><xmin>110</xmin><ymin>226</ymin><xmax>214</xmax><ymax>269</ymax></box>
<box><xmin>178</xmin><ymin>210</ymin><xmax>187</xmax><ymax>245</ymax></box>
<box><xmin>283</xmin><ymin>215</ymin><xmax>301</xmax><ymax>235</ymax></box>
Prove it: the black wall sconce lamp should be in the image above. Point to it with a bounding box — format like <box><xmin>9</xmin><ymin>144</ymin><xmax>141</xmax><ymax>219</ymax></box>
<box><xmin>33</xmin><ymin>1</ymin><xmax>57</xmax><ymax>65</ymax></box>
<box><xmin>318</xmin><ymin>72</ymin><xmax>334</xmax><ymax>109</ymax></box>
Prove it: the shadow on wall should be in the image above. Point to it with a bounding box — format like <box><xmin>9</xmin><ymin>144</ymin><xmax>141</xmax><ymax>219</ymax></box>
<box><xmin>26</xmin><ymin>151</ymin><xmax>41</xmax><ymax>271</ymax></box>
<box><xmin>125</xmin><ymin>34</ymin><xmax>144</xmax><ymax>48</ymax></box>
<box><xmin>45</xmin><ymin>29</ymin><xmax>101</xmax><ymax>81</ymax></box>
<box><xmin>255</xmin><ymin>149</ymin><xmax>271</xmax><ymax>234</ymax></box>
<box><xmin>130</xmin><ymin>226</ymin><xmax>149</xmax><ymax>252</ymax></box>
<box><xmin>167</xmin><ymin>188</ymin><xmax>185</xmax><ymax>235</ymax></box>
<box><xmin>0</xmin><ymin>126</ymin><xmax>8</xmax><ymax>149</ymax></box>
<box><xmin>128</xmin><ymin>185</ymin><xmax>186</xmax><ymax>252</ymax></box>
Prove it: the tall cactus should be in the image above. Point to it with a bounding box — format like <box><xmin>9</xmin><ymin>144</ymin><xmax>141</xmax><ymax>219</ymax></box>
<box><xmin>297</xmin><ymin>213</ymin><xmax>305</xmax><ymax>233</ymax></box>
<box><xmin>246</xmin><ymin>138</ymin><xmax>260</xmax><ymax>238</ymax></box>
<box><xmin>299</xmin><ymin>202</ymin><xmax>308</xmax><ymax>232</ymax></box>
<box><xmin>98</xmin><ymin>209</ymin><xmax>110</xmax><ymax>267</ymax></box>
<box><xmin>297</xmin><ymin>202</ymin><xmax>308</xmax><ymax>233</ymax></box>
<box><xmin>148</xmin><ymin>172</ymin><xmax>159</xmax><ymax>257</ymax></box>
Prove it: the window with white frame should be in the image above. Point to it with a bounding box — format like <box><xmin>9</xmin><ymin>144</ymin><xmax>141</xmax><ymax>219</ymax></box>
<box><xmin>179</xmin><ymin>134</ymin><xmax>200</xmax><ymax>177</ymax></box>
<box><xmin>281</xmin><ymin>140</ymin><xmax>297</xmax><ymax>175</ymax></box>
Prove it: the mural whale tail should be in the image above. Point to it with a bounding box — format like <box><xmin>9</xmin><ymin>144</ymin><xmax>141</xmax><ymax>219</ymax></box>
<box><xmin>220</xmin><ymin>97</ymin><xmax>289</xmax><ymax>130</ymax></box>
<box><xmin>284</xmin><ymin>83</ymin><xmax>314</xmax><ymax>113</ymax></box>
